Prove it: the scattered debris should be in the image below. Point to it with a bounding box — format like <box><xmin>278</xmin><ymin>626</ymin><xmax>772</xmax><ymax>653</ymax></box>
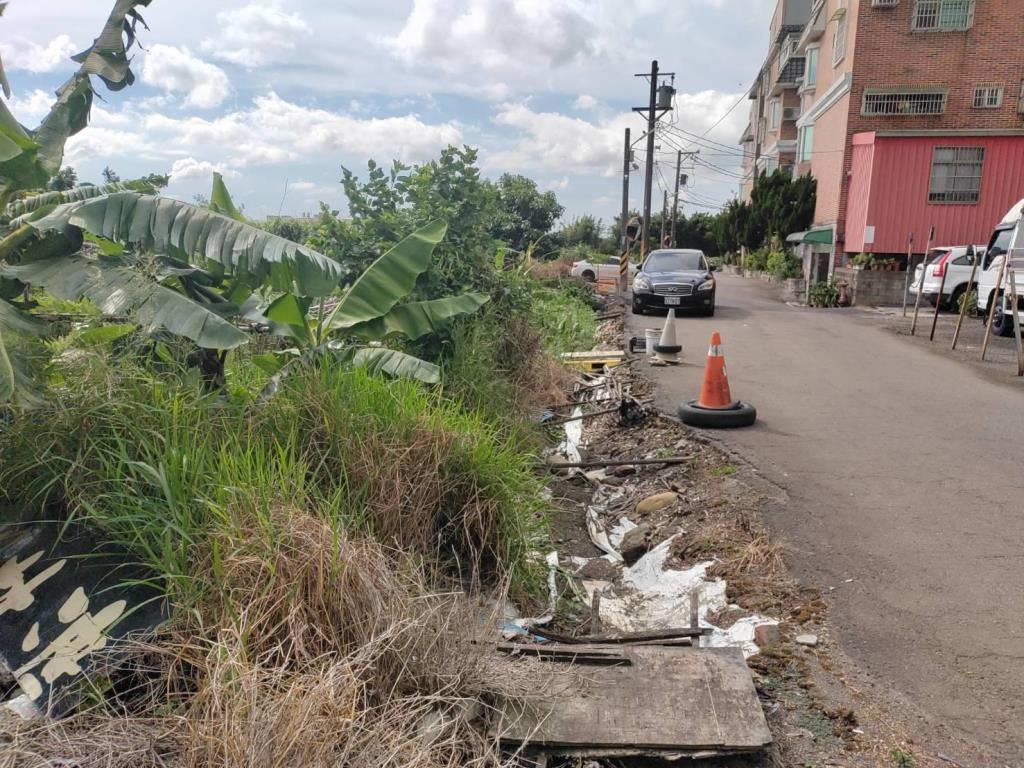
<box><xmin>559</xmin><ymin>350</ymin><xmax>625</xmax><ymax>373</ymax></box>
<box><xmin>618</xmin><ymin>523</ymin><xmax>652</xmax><ymax>566</ymax></box>
<box><xmin>795</xmin><ymin>633</ymin><xmax>819</xmax><ymax>647</ymax></box>
<box><xmin>635</xmin><ymin>490</ymin><xmax>678</xmax><ymax>515</ymax></box>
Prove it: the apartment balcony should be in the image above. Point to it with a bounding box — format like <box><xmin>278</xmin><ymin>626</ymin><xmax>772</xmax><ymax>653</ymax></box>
<box><xmin>772</xmin><ymin>56</ymin><xmax>805</xmax><ymax>95</ymax></box>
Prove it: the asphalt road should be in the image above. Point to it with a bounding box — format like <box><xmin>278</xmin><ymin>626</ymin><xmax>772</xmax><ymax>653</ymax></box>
<box><xmin>627</xmin><ymin>273</ymin><xmax>1024</xmax><ymax>762</ymax></box>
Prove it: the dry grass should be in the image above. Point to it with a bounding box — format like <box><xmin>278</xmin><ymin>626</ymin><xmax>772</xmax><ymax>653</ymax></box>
<box><xmin>1</xmin><ymin>509</ymin><xmax>551</xmax><ymax>768</ymax></box>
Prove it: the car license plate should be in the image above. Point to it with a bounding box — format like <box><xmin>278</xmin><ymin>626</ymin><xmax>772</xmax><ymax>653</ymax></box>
<box><xmin>664</xmin><ymin>296</ymin><xmax>681</xmax><ymax>306</ymax></box>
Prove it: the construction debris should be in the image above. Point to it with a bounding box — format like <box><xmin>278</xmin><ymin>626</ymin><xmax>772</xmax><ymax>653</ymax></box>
<box><xmin>495</xmin><ymin>645</ymin><xmax>771</xmax><ymax>759</ymax></box>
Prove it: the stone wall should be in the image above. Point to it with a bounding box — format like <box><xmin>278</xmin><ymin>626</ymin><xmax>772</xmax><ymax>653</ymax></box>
<box><xmin>834</xmin><ymin>267</ymin><xmax>907</xmax><ymax>307</ymax></box>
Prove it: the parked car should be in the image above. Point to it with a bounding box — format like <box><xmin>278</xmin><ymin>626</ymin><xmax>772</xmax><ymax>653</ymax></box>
<box><xmin>977</xmin><ymin>198</ymin><xmax>1024</xmax><ymax>337</ymax></box>
<box><xmin>909</xmin><ymin>245</ymin><xmax>986</xmax><ymax>309</ymax></box>
<box><xmin>570</xmin><ymin>255</ymin><xmax>637</xmax><ymax>283</ymax></box>
<box><xmin>631</xmin><ymin>248</ymin><xmax>716</xmax><ymax>316</ymax></box>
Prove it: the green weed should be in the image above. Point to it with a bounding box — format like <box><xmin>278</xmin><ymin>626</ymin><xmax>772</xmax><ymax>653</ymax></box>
<box><xmin>711</xmin><ymin>463</ymin><xmax>739</xmax><ymax>477</ymax></box>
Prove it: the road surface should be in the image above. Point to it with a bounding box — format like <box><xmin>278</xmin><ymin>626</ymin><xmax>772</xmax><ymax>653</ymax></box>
<box><xmin>627</xmin><ymin>273</ymin><xmax>1024</xmax><ymax>761</ymax></box>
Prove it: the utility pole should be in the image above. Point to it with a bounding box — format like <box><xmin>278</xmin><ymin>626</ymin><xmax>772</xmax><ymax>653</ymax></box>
<box><xmin>633</xmin><ymin>61</ymin><xmax>674</xmax><ymax>257</ymax></box>
<box><xmin>670</xmin><ymin>150</ymin><xmax>682</xmax><ymax>248</ymax></box>
<box><xmin>670</xmin><ymin>150</ymin><xmax>699</xmax><ymax>248</ymax></box>
<box><xmin>660</xmin><ymin>190</ymin><xmax>668</xmax><ymax>246</ymax></box>
<box><xmin>618</xmin><ymin>127</ymin><xmax>631</xmax><ymax>293</ymax></box>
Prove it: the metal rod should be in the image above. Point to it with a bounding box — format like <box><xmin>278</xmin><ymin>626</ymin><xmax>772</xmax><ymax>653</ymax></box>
<box><xmin>547</xmin><ymin>457</ymin><xmax>688</xmax><ymax>470</ymax></box>
<box><xmin>951</xmin><ymin>247</ymin><xmax>981</xmax><ymax>350</ymax></box>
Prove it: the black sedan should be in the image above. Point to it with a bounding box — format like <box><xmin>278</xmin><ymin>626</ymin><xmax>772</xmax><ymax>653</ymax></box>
<box><xmin>631</xmin><ymin>249</ymin><xmax>716</xmax><ymax>316</ymax></box>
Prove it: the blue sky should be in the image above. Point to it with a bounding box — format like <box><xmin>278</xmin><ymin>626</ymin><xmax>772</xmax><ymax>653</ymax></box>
<box><xmin>2</xmin><ymin>0</ymin><xmax>774</xmax><ymax>226</ymax></box>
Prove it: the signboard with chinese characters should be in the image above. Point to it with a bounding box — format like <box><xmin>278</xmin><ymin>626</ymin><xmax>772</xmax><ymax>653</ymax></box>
<box><xmin>0</xmin><ymin>516</ymin><xmax>167</xmax><ymax>714</ymax></box>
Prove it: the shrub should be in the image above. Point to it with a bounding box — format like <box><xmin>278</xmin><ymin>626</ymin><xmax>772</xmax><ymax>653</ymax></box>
<box><xmin>808</xmin><ymin>280</ymin><xmax>840</xmax><ymax>308</ymax></box>
<box><xmin>766</xmin><ymin>249</ymin><xmax>801</xmax><ymax>279</ymax></box>
<box><xmin>746</xmin><ymin>248</ymin><xmax>769</xmax><ymax>271</ymax></box>
<box><xmin>958</xmin><ymin>288</ymin><xmax>978</xmax><ymax>315</ymax></box>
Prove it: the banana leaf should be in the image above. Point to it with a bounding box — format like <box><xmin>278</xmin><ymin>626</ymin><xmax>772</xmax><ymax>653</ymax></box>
<box><xmin>0</xmin><ymin>298</ymin><xmax>47</xmax><ymax>407</ymax></box>
<box><xmin>327</xmin><ymin>219</ymin><xmax>447</xmax><ymax>328</ymax></box>
<box><xmin>70</xmin><ymin>0</ymin><xmax>151</xmax><ymax>90</ymax></box>
<box><xmin>345</xmin><ymin>292</ymin><xmax>490</xmax><ymax>341</ymax></box>
<box><xmin>2</xmin><ymin>255</ymin><xmax>248</xmax><ymax>349</ymax></box>
<box><xmin>6</xmin><ymin>179</ymin><xmax>157</xmax><ymax>219</ymax></box>
<box><xmin>29</xmin><ymin>192</ymin><xmax>345</xmax><ymax>297</ymax></box>
<box><xmin>209</xmin><ymin>172</ymin><xmax>243</xmax><ymax>221</ymax></box>
<box><xmin>352</xmin><ymin>347</ymin><xmax>440</xmax><ymax>384</ymax></box>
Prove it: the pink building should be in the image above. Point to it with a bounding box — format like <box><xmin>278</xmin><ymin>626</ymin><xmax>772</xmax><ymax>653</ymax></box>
<box><xmin>743</xmin><ymin>0</ymin><xmax>1024</xmax><ymax>280</ymax></box>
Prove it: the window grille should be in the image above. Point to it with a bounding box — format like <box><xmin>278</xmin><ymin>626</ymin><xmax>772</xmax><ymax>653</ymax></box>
<box><xmin>972</xmin><ymin>86</ymin><xmax>1003</xmax><ymax>109</ymax></box>
<box><xmin>929</xmin><ymin>146</ymin><xmax>984</xmax><ymax>204</ymax></box>
<box><xmin>912</xmin><ymin>0</ymin><xmax>975</xmax><ymax>31</ymax></box>
<box><xmin>862</xmin><ymin>90</ymin><xmax>947</xmax><ymax>115</ymax></box>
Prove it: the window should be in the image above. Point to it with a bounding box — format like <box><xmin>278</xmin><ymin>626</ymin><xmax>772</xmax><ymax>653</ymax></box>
<box><xmin>806</xmin><ymin>46</ymin><xmax>820</xmax><ymax>87</ymax></box>
<box><xmin>832</xmin><ymin>3</ymin><xmax>848</xmax><ymax>65</ymax></box>
<box><xmin>764</xmin><ymin>157</ymin><xmax>778</xmax><ymax>174</ymax></box>
<box><xmin>912</xmin><ymin>0</ymin><xmax>975</xmax><ymax>31</ymax></box>
<box><xmin>798</xmin><ymin>126</ymin><xmax>815</xmax><ymax>163</ymax></box>
<box><xmin>928</xmin><ymin>146</ymin><xmax>985</xmax><ymax>204</ymax></box>
<box><xmin>862</xmin><ymin>89</ymin><xmax>948</xmax><ymax>115</ymax></box>
<box><xmin>972</xmin><ymin>86</ymin><xmax>1003</xmax><ymax>109</ymax></box>
<box><xmin>770</xmin><ymin>100</ymin><xmax>780</xmax><ymax>129</ymax></box>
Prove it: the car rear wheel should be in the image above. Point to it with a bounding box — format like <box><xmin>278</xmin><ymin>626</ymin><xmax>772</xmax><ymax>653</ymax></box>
<box><xmin>581</xmin><ymin>270</ymin><xmax>596</xmax><ymax>282</ymax></box>
<box><xmin>992</xmin><ymin>293</ymin><xmax>1017</xmax><ymax>337</ymax></box>
<box><xmin>947</xmin><ymin>284</ymin><xmax>966</xmax><ymax>312</ymax></box>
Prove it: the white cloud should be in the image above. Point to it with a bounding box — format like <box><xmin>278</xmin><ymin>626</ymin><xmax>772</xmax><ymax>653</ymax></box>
<box><xmin>0</xmin><ymin>34</ymin><xmax>76</xmax><ymax>73</ymax></box>
<box><xmin>201</xmin><ymin>3</ymin><xmax>311</xmax><ymax>67</ymax></box>
<box><xmin>6</xmin><ymin>89</ymin><xmax>54</xmax><ymax>126</ymax></box>
<box><xmin>287</xmin><ymin>181</ymin><xmax>316</xmax><ymax>192</ymax></box>
<box><xmin>385</xmin><ymin>0</ymin><xmax>596</xmax><ymax>92</ymax></box>
<box><xmin>573</xmin><ymin>94</ymin><xmax>599</xmax><ymax>110</ymax></box>
<box><xmin>142</xmin><ymin>45</ymin><xmax>232</xmax><ymax>109</ymax></box>
<box><xmin>169</xmin><ymin>157</ymin><xmax>237</xmax><ymax>182</ymax></box>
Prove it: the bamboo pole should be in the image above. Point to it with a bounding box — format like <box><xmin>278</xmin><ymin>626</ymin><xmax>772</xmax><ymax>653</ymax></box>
<box><xmin>981</xmin><ymin>253</ymin><xmax>1008</xmax><ymax>361</ymax></box>
<box><xmin>951</xmin><ymin>247</ymin><xmax>981</xmax><ymax>350</ymax></box>
<box><xmin>1010</xmin><ymin>267</ymin><xmax>1023</xmax><ymax>376</ymax></box>
<box><xmin>901</xmin><ymin>232</ymin><xmax>914</xmax><ymax>318</ymax></box>
<box><xmin>928</xmin><ymin>258</ymin><xmax>950</xmax><ymax>341</ymax></box>
<box><xmin>910</xmin><ymin>226</ymin><xmax>935</xmax><ymax>336</ymax></box>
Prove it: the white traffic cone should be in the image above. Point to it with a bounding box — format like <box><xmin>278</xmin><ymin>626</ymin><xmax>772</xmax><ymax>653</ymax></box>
<box><xmin>653</xmin><ymin>309</ymin><xmax>682</xmax><ymax>365</ymax></box>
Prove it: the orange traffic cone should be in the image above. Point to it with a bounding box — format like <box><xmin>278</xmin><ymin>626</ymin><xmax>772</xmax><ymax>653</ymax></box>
<box><xmin>679</xmin><ymin>332</ymin><xmax>757</xmax><ymax>428</ymax></box>
<box><xmin>697</xmin><ymin>331</ymin><xmax>734</xmax><ymax>408</ymax></box>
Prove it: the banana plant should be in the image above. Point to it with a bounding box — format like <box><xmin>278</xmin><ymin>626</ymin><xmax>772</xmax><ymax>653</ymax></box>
<box><xmin>257</xmin><ymin>218</ymin><xmax>490</xmax><ymax>390</ymax></box>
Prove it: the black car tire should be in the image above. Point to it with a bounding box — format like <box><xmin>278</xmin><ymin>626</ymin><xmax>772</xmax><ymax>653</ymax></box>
<box><xmin>992</xmin><ymin>293</ymin><xmax>1017</xmax><ymax>337</ymax></box>
<box><xmin>581</xmin><ymin>270</ymin><xmax>596</xmax><ymax>282</ymax></box>
<box><xmin>631</xmin><ymin>301</ymin><xmax>645</xmax><ymax>315</ymax></box>
<box><xmin>947</xmin><ymin>284</ymin><xmax>966</xmax><ymax>312</ymax></box>
<box><xmin>679</xmin><ymin>400</ymin><xmax>757</xmax><ymax>429</ymax></box>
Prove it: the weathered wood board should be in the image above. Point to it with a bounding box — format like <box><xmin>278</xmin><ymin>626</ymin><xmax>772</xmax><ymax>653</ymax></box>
<box><xmin>496</xmin><ymin>644</ymin><xmax>771</xmax><ymax>753</ymax></box>
<box><xmin>0</xmin><ymin>517</ymin><xmax>167</xmax><ymax>714</ymax></box>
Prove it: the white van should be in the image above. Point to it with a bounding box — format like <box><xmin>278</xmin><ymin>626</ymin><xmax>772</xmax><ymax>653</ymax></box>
<box><xmin>977</xmin><ymin>199</ymin><xmax>1024</xmax><ymax>337</ymax></box>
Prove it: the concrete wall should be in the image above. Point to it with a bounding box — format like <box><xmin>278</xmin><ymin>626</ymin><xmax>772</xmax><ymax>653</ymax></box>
<box><xmin>834</xmin><ymin>266</ymin><xmax>907</xmax><ymax>306</ymax></box>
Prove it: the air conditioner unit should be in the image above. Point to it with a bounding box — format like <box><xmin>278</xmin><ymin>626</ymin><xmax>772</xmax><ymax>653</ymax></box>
<box><xmin>783</xmin><ymin>107</ymin><xmax>800</xmax><ymax>121</ymax></box>
<box><xmin>871</xmin><ymin>0</ymin><xmax>899</xmax><ymax>6</ymax></box>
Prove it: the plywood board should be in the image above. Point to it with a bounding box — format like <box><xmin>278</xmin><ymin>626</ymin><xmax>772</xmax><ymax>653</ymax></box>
<box><xmin>496</xmin><ymin>645</ymin><xmax>770</xmax><ymax>753</ymax></box>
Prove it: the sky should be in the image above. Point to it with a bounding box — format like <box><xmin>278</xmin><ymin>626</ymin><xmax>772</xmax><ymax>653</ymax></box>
<box><xmin>1</xmin><ymin>0</ymin><xmax>775</xmax><ymax>226</ymax></box>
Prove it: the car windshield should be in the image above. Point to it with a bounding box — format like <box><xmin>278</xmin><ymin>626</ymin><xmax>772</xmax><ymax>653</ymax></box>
<box><xmin>645</xmin><ymin>251</ymin><xmax>706</xmax><ymax>272</ymax></box>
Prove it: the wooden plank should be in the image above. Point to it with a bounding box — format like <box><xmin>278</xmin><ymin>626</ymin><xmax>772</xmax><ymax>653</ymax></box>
<box><xmin>528</xmin><ymin>625</ymin><xmax>711</xmax><ymax>645</ymax></box>
<box><xmin>495</xmin><ymin>646</ymin><xmax>771</xmax><ymax>752</ymax></box>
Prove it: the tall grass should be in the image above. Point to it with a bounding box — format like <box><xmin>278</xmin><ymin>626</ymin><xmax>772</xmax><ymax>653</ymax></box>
<box><xmin>0</xmin><ymin>355</ymin><xmax>548</xmax><ymax>605</ymax></box>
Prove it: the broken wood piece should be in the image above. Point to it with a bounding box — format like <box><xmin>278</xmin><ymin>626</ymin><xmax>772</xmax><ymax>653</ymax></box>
<box><xmin>546</xmin><ymin>456</ymin><xmax>688</xmax><ymax>470</ymax></box>
<box><xmin>527</xmin><ymin>625</ymin><xmax>712</xmax><ymax>645</ymax></box>
<box><xmin>496</xmin><ymin>642</ymin><xmax>631</xmax><ymax>666</ymax></box>
<box><xmin>495</xmin><ymin>646</ymin><xmax>771</xmax><ymax>754</ymax></box>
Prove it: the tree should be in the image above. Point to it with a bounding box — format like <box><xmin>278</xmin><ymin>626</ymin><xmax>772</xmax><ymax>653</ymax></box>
<box><xmin>47</xmin><ymin>167</ymin><xmax>78</xmax><ymax>191</ymax></box>
<box><xmin>102</xmin><ymin>166</ymin><xmax>120</xmax><ymax>183</ymax></box>
<box><xmin>556</xmin><ymin>215</ymin><xmax>604</xmax><ymax>252</ymax></box>
<box><xmin>745</xmin><ymin>169</ymin><xmax>816</xmax><ymax>249</ymax></box>
<box><xmin>488</xmin><ymin>173</ymin><xmax>564</xmax><ymax>254</ymax></box>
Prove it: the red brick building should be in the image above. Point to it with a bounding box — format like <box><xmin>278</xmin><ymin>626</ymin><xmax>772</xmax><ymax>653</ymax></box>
<box><xmin>742</xmin><ymin>0</ymin><xmax>1024</xmax><ymax>277</ymax></box>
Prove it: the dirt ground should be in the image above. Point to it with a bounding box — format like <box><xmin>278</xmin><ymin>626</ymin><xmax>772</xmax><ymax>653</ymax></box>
<box><xmin>539</xmin><ymin>307</ymin><xmax>988</xmax><ymax>768</ymax></box>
